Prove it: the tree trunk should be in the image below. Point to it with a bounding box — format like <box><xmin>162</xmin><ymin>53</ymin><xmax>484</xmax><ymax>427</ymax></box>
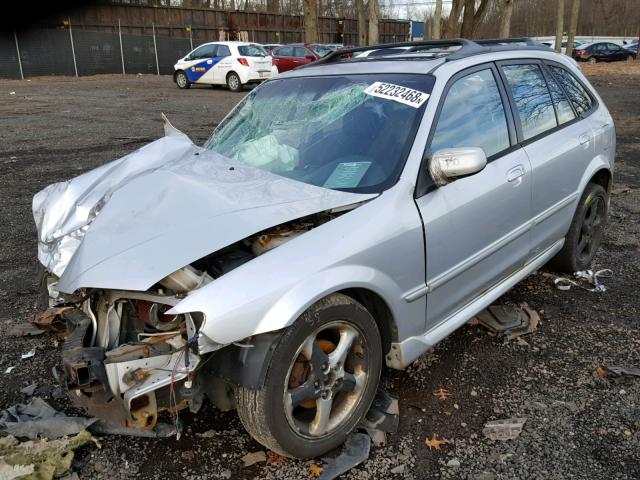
<box><xmin>499</xmin><ymin>0</ymin><xmax>513</xmax><ymax>38</ymax></box>
<box><xmin>555</xmin><ymin>0</ymin><xmax>565</xmax><ymax>52</ymax></box>
<box><xmin>445</xmin><ymin>0</ymin><xmax>463</xmax><ymax>37</ymax></box>
<box><xmin>460</xmin><ymin>0</ymin><xmax>475</xmax><ymax>38</ymax></box>
<box><xmin>368</xmin><ymin>0</ymin><xmax>379</xmax><ymax>45</ymax></box>
<box><xmin>304</xmin><ymin>0</ymin><xmax>318</xmax><ymax>43</ymax></box>
<box><xmin>432</xmin><ymin>0</ymin><xmax>442</xmax><ymax>39</ymax></box>
<box><xmin>356</xmin><ymin>0</ymin><xmax>367</xmax><ymax>45</ymax></box>
<box><xmin>565</xmin><ymin>0</ymin><xmax>580</xmax><ymax>56</ymax></box>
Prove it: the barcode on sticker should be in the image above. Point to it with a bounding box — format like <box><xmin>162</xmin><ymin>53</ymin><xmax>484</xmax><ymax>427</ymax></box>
<box><xmin>364</xmin><ymin>82</ymin><xmax>429</xmax><ymax>108</ymax></box>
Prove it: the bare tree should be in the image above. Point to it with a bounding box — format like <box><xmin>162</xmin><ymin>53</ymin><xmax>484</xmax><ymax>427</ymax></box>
<box><xmin>565</xmin><ymin>0</ymin><xmax>580</xmax><ymax>56</ymax></box>
<box><xmin>500</xmin><ymin>0</ymin><xmax>514</xmax><ymax>38</ymax></box>
<box><xmin>432</xmin><ymin>0</ymin><xmax>442</xmax><ymax>39</ymax></box>
<box><xmin>555</xmin><ymin>0</ymin><xmax>565</xmax><ymax>52</ymax></box>
<box><xmin>368</xmin><ymin>0</ymin><xmax>380</xmax><ymax>44</ymax></box>
<box><xmin>460</xmin><ymin>0</ymin><xmax>491</xmax><ymax>38</ymax></box>
<box><xmin>304</xmin><ymin>0</ymin><xmax>318</xmax><ymax>42</ymax></box>
<box><xmin>356</xmin><ymin>0</ymin><xmax>367</xmax><ymax>45</ymax></box>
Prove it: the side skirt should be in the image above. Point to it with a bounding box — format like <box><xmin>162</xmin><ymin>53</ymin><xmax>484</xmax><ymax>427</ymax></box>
<box><xmin>386</xmin><ymin>239</ymin><xmax>564</xmax><ymax>369</ymax></box>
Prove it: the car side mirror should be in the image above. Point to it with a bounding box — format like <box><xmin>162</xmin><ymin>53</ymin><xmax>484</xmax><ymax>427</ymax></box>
<box><xmin>428</xmin><ymin>147</ymin><xmax>487</xmax><ymax>187</ymax></box>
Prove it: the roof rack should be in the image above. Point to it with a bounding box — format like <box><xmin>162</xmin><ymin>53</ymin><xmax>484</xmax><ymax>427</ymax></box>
<box><xmin>307</xmin><ymin>37</ymin><xmax>549</xmax><ymax>67</ymax></box>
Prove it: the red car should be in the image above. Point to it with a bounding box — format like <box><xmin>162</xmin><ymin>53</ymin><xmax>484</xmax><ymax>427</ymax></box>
<box><xmin>270</xmin><ymin>44</ymin><xmax>322</xmax><ymax>73</ymax></box>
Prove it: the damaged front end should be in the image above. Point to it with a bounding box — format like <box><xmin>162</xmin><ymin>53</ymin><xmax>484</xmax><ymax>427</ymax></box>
<box><xmin>55</xmin><ymin>266</ymin><xmax>212</xmax><ymax>432</ymax></box>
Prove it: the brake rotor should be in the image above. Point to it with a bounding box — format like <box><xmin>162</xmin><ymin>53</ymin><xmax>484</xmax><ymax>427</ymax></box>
<box><xmin>289</xmin><ymin>339</ymin><xmax>336</xmax><ymax>409</ymax></box>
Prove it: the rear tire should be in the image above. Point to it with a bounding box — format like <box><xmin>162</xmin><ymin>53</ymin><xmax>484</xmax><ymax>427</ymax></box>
<box><xmin>588</xmin><ymin>56</ymin><xmax>597</xmax><ymax>64</ymax></box>
<box><xmin>235</xmin><ymin>293</ymin><xmax>382</xmax><ymax>458</ymax></box>
<box><xmin>627</xmin><ymin>55</ymin><xmax>635</xmax><ymax>62</ymax></box>
<box><xmin>226</xmin><ymin>72</ymin><xmax>243</xmax><ymax>92</ymax></box>
<box><xmin>548</xmin><ymin>182</ymin><xmax>608</xmax><ymax>273</ymax></box>
<box><xmin>175</xmin><ymin>71</ymin><xmax>190</xmax><ymax>89</ymax></box>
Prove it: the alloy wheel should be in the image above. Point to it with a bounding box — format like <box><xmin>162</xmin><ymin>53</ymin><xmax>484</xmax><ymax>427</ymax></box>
<box><xmin>577</xmin><ymin>195</ymin><xmax>605</xmax><ymax>264</ymax></box>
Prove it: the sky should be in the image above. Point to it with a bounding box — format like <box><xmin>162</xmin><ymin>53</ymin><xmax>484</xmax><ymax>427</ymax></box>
<box><xmin>383</xmin><ymin>0</ymin><xmax>454</xmax><ymax>21</ymax></box>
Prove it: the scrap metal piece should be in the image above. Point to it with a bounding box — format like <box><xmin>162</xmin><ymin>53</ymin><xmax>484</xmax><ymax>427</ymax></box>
<box><xmin>319</xmin><ymin>432</ymin><xmax>370</xmax><ymax>480</ymax></box>
<box><xmin>483</xmin><ymin>418</ymin><xmax>527</xmax><ymax>441</ymax></box>
<box><xmin>474</xmin><ymin>304</ymin><xmax>539</xmax><ymax>340</ymax></box>
<box><xmin>554</xmin><ymin>269</ymin><xmax>613</xmax><ymax>292</ymax></box>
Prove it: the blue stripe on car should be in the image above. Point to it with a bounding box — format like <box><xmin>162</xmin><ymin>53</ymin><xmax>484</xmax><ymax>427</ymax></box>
<box><xmin>185</xmin><ymin>57</ymin><xmax>226</xmax><ymax>82</ymax></box>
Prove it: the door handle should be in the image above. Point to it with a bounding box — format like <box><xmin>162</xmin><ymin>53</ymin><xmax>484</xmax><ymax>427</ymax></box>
<box><xmin>506</xmin><ymin>165</ymin><xmax>525</xmax><ymax>183</ymax></box>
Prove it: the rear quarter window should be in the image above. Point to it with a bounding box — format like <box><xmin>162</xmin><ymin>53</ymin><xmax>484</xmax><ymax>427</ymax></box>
<box><xmin>548</xmin><ymin>65</ymin><xmax>594</xmax><ymax>116</ymax></box>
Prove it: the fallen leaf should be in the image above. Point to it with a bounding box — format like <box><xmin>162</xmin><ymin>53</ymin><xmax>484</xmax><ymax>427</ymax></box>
<box><xmin>309</xmin><ymin>464</ymin><xmax>323</xmax><ymax>476</ymax></box>
<box><xmin>596</xmin><ymin>367</ymin><xmax>608</xmax><ymax>378</ymax></box>
<box><xmin>433</xmin><ymin>388</ymin><xmax>450</xmax><ymax>400</ymax></box>
<box><xmin>425</xmin><ymin>433</ymin><xmax>449</xmax><ymax>450</ymax></box>
<box><xmin>266</xmin><ymin>451</ymin><xmax>285</xmax><ymax>465</ymax></box>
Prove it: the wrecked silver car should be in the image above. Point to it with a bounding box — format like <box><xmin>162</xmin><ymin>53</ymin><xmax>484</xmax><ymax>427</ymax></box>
<box><xmin>33</xmin><ymin>40</ymin><xmax>614</xmax><ymax>458</ymax></box>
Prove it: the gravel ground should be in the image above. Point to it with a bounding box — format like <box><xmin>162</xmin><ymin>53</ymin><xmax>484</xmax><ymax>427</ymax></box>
<box><xmin>0</xmin><ymin>63</ymin><xmax>638</xmax><ymax>480</ymax></box>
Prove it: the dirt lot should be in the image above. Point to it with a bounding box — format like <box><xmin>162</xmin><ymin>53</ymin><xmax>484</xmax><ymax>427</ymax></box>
<box><xmin>0</xmin><ymin>63</ymin><xmax>639</xmax><ymax>480</ymax></box>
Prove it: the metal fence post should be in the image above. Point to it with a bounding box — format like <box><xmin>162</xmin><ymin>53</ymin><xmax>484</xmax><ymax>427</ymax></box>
<box><xmin>68</xmin><ymin>18</ymin><xmax>78</xmax><ymax>77</ymax></box>
<box><xmin>13</xmin><ymin>30</ymin><xmax>24</xmax><ymax>80</ymax></box>
<box><xmin>118</xmin><ymin>19</ymin><xmax>125</xmax><ymax>75</ymax></box>
<box><xmin>152</xmin><ymin>22</ymin><xmax>159</xmax><ymax>75</ymax></box>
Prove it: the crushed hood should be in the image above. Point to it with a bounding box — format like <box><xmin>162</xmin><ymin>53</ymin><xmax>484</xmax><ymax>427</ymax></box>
<box><xmin>34</xmin><ymin>129</ymin><xmax>374</xmax><ymax>293</ymax></box>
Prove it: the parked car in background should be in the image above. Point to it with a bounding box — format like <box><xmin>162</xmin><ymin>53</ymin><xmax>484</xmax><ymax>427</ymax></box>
<box><xmin>262</xmin><ymin>43</ymin><xmax>282</xmax><ymax>53</ymax></box>
<box><xmin>541</xmin><ymin>40</ymin><xmax>583</xmax><ymax>54</ymax></box>
<box><xmin>271</xmin><ymin>44</ymin><xmax>322</xmax><ymax>72</ymax></box>
<box><xmin>34</xmin><ymin>38</ymin><xmax>614</xmax><ymax>460</ymax></box>
<box><xmin>308</xmin><ymin>43</ymin><xmax>335</xmax><ymax>57</ymax></box>
<box><xmin>573</xmin><ymin>42</ymin><xmax>636</xmax><ymax>62</ymax></box>
<box><xmin>623</xmin><ymin>41</ymin><xmax>638</xmax><ymax>53</ymax></box>
<box><xmin>173</xmin><ymin>41</ymin><xmax>276</xmax><ymax>91</ymax></box>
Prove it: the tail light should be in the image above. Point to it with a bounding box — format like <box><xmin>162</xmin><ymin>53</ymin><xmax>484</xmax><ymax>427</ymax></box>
<box><xmin>576</xmin><ymin>50</ymin><xmax>586</xmax><ymax>56</ymax></box>
<box><xmin>238</xmin><ymin>57</ymin><xmax>249</xmax><ymax>67</ymax></box>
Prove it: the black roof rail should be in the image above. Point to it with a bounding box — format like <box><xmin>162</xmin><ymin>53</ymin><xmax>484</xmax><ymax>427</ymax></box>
<box><xmin>310</xmin><ymin>39</ymin><xmax>479</xmax><ymax>66</ymax></box>
<box><xmin>303</xmin><ymin>37</ymin><xmax>551</xmax><ymax>68</ymax></box>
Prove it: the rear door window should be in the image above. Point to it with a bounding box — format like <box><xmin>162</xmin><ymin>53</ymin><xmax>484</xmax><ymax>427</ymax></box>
<box><xmin>275</xmin><ymin>46</ymin><xmax>293</xmax><ymax>57</ymax></box>
<box><xmin>217</xmin><ymin>45</ymin><xmax>231</xmax><ymax>57</ymax></box>
<box><xmin>294</xmin><ymin>47</ymin><xmax>312</xmax><ymax>58</ymax></box>
<box><xmin>430</xmin><ymin>68</ymin><xmax>510</xmax><ymax>158</ymax></box>
<box><xmin>502</xmin><ymin>64</ymin><xmax>557</xmax><ymax>140</ymax></box>
<box><xmin>548</xmin><ymin>65</ymin><xmax>594</xmax><ymax>116</ymax></box>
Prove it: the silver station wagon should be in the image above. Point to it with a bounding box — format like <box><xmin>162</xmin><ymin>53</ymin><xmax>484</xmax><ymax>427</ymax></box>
<box><xmin>33</xmin><ymin>38</ymin><xmax>614</xmax><ymax>458</ymax></box>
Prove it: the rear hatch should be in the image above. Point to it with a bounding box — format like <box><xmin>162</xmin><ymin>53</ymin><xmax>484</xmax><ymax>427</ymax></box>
<box><xmin>238</xmin><ymin>44</ymin><xmax>272</xmax><ymax>76</ymax></box>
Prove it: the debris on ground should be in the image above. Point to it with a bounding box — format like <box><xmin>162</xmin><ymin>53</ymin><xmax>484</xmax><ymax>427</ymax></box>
<box><xmin>265</xmin><ymin>451</ymin><xmax>286</xmax><ymax>465</ymax></box>
<box><xmin>30</xmin><ymin>307</ymin><xmax>72</xmax><ymax>336</ymax></box>
<box><xmin>319</xmin><ymin>432</ymin><xmax>370</xmax><ymax>480</ymax></box>
<box><xmin>360</xmin><ymin>388</ymin><xmax>399</xmax><ymax>448</ymax></box>
<box><xmin>309</xmin><ymin>463</ymin><xmax>323</xmax><ymax>476</ymax></box>
<box><xmin>447</xmin><ymin>458</ymin><xmax>461</xmax><ymax>468</ymax></box>
<box><xmin>482</xmin><ymin>418</ymin><xmax>527</xmax><ymax>441</ymax></box>
<box><xmin>390</xmin><ymin>464</ymin><xmax>405</xmax><ymax>474</ymax></box>
<box><xmin>433</xmin><ymin>388</ymin><xmax>450</xmax><ymax>400</ymax></box>
<box><xmin>4</xmin><ymin>366</ymin><xmax>16</xmax><ymax>374</ymax></box>
<box><xmin>0</xmin><ymin>397</ymin><xmax>174</xmax><ymax>440</ymax></box>
<box><xmin>597</xmin><ymin>365</ymin><xmax>640</xmax><ymax>381</ymax></box>
<box><xmin>7</xmin><ymin>323</ymin><xmax>45</xmax><ymax>337</ymax></box>
<box><xmin>241</xmin><ymin>450</ymin><xmax>266</xmax><ymax>467</ymax></box>
<box><xmin>19</xmin><ymin>384</ymin><xmax>37</xmax><ymax>396</ymax></box>
<box><xmin>0</xmin><ymin>430</ymin><xmax>99</xmax><ymax>480</ymax></box>
<box><xmin>552</xmin><ymin>269</ymin><xmax>613</xmax><ymax>293</ymax></box>
<box><xmin>20</xmin><ymin>349</ymin><xmax>36</xmax><ymax>360</ymax></box>
<box><xmin>472</xmin><ymin>304</ymin><xmax>540</xmax><ymax>340</ymax></box>
<box><xmin>425</xmin><ymin>434</ymin><xmax>449</xmax><ymax>450</ymax></box>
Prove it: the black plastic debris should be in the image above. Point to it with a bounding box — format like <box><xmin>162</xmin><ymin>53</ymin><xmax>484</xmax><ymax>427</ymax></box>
<box><xmin>319</xmin><ymin>433</ymin><xmax>370</xmax><ymax>480</ymax></box>
<box><xmin>473</xmin><ymin>304</ymin><xmax>539</xmax><ymax>340</ymax></box>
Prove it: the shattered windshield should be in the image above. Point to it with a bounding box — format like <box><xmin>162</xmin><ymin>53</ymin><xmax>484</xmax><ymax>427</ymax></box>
<box><xmin>205</xmin><ymin>74</ymin><xmax>434</xmax><ymax>192</ymax></box>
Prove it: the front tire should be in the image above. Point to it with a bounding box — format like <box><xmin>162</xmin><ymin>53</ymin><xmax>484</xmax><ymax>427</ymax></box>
<box><xmin>175</xmin><ymin>71</ymin><xmax>190</xmax><ymax>89</ymax></box>
<box><xmin>235</xmin><ymin>293</ymin><xmax>382</xmax><ymax>458</ymax></box>
<box><xmin>226</xmin><ymin>72</ymin><xmax>243</xmax><ymax>92</ymax></box>
<box><xmin>548</xmin><ymin>182</ymin><xmax>608</xmax><ymax>273</ymax></box>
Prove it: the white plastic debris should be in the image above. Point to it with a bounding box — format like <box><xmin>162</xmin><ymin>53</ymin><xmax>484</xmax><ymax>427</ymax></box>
<box><xmin>483</xmin><ymin>418</ymin><xmax>527</xmax><ymax>441</ymax></box>
<box><xmin>4</xmin><ymin>366</ymin><xmax>16</xmax><ymax>374</ymax></box>
<box><xmin>9</xmin><ymin>91</ymin><xmax>16</xmax><ymax>95</ymax></box>
<box><xmin>554</xmin><ymin>269</ymin><xmax>612</xmax><ymax>292</ymax></box>
<box><xmin>21</xmin><ymin>349</ymin><xmax>36</xmax><ymax>360</ymax></box>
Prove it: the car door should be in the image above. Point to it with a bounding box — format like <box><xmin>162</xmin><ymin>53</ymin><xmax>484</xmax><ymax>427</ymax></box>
<box><xmin>498</xmin><ymin>61</ymin><xmax>592</xmax><ymax>257</ymax></box>
<box><xmin>184</xmin><ymin>44</ymin><xmax>218</xmax><ymax>83</ymax></box>
<box><xmin>607</xmin><ymin>43</ymin><xmax>625</xmax><ymax>61</ymax></box>
<box><xmin>293</xmin><ymin>47</ymin><xmax>314</xmax><ymax>68</ymax></box>
<box><xmin>212</xmin><ymin>44</ymin><xmax>232</xmax><ymax>84</ymax></box>
<box><xmin>415</xmin><ymin>65</ymin><xmax>532</xmax><ymax>328</ymax></box>
<box><xmin>272</xmin><ymin>46</ymin><xmax>294</xmax><ymax>72</ymax></box>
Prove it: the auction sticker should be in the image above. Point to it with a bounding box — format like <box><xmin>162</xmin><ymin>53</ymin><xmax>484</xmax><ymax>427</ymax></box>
<box><xmin>364</xmin><ymin>82</ymin><xmax>429</xmax><ymax>108</ymax></box>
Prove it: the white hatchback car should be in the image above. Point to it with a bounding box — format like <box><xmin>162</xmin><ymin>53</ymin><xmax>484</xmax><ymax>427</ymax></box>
<box><xmin>173</xmin><ymin>41</ymin><xmax>277</xmax><ymax>92</ymax></box>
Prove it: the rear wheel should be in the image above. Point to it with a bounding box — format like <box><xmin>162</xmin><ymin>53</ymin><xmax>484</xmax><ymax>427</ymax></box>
<box><xmin>235</xmin><ymin>293</ymin><xmax>382</xmax><ymax>458</ymax></box>
<box><xmin>627</xmin><ymin>55</ymin><xmax>635</xmax><ymax>62</ymax></box>
<box><xmin>175</xmin><ymin>71</ymin><xmax>190</xmax><ymax>89</ymax></box>
<box><xmin>587</xmin><ymin>56</ymin><xmax>597</xmax><ymax>64</ymax></box>
<box><xmin>226</xmin><ymin>72</ymin><xmax>243</xmax><ymax>92</ymax></box>
<box><xmin>548</xmin><ymin>182</ymin><xmax>608</xmax><ymax>273</ymax></box>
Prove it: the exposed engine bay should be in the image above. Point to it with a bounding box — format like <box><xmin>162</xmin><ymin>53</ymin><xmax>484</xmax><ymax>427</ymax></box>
<box><xmin>51</xmin><ymin>212</ymin><xmax>338</xmax><ymax>433</ymax></box>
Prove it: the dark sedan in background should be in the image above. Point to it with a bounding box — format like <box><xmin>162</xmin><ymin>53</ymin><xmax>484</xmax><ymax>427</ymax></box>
<box><xmin>573</xmin><ymin>42</ymin><xmax>636</xmax><ymax>62</ymax></box>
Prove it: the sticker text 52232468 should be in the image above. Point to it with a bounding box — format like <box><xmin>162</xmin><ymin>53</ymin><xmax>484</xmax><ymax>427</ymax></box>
<box><xmin>363</xmin><ymin>82</ymin><xmax>430</xmax><ymax>108</ymax></box>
